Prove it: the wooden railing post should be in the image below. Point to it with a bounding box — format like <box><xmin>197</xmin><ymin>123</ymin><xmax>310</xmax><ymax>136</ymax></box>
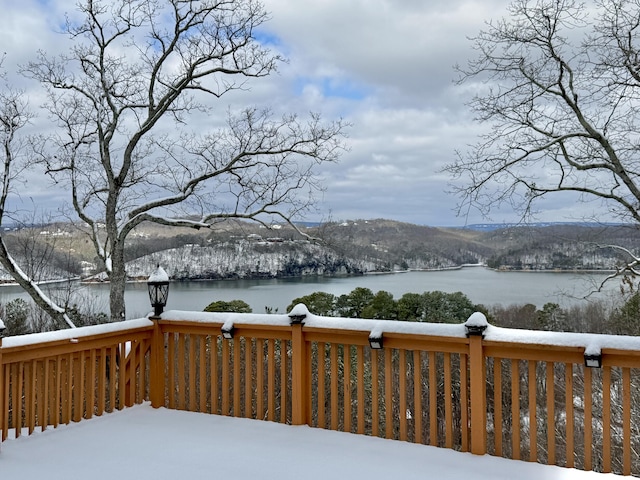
<box><xmin>289</xmin><ymin>306</ymin><xmax>308</xmax><ymax>425</ymax></box>
<box><xmin>149</xmin><ymin>319</ymin><xmax>165</xmax><ymax>408</ymax></box>
<box><xmin>466</xmin><ymin>313</ymin><xmax>488</xmax><ymax>455</ymax></box>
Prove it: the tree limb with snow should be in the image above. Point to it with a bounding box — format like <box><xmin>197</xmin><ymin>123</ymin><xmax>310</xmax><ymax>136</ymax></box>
<box><xmin>0</xmin><ymin>61</ymin><xmax>75</xmax><ymax>329</ymax></box>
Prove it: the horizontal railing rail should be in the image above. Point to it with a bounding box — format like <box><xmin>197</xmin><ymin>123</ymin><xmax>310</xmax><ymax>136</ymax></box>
<box><xmin>2</xmin><ymin>306</ymin><xmax>640</xmax><ymax>475</ymax></box>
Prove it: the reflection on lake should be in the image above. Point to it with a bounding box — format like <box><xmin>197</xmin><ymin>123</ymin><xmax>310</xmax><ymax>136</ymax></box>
<box><xmin>0</xmin><ymin>267</ymin><xmax>622</xmax><ymax>318</ymax></box>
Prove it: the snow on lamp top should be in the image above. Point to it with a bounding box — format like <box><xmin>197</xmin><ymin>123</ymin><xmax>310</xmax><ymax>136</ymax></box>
<box><xmin>289</xmin><ymin>303</ymin><xmax>309</xmax><ymax>318</ymax></box>
<box><xmin>148</xmin><ymin>265</ymin><xmax>169</xmax><ymax>283</ymax></box>
<box><xmin>288</xmin><ymin>303</ymin><xmax>309</xmax><ymax>325</ymax></box>
<box><xmin>465</xmin><ymin>312</ymin><xmax>488</xmax><ymax>328</ymax></box>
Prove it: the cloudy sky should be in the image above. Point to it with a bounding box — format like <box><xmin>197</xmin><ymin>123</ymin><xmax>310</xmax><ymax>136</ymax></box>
<box><xmin>0</xmin><ymin>0</ymin><xmax>600</xmax><ymax>226</ymax></box>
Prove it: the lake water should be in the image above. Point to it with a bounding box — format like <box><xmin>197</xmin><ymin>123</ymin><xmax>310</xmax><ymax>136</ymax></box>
<box><xmin>0</xmin><ymin>267</ymin><xmax>621</xmax><ymax>318</ymax></box>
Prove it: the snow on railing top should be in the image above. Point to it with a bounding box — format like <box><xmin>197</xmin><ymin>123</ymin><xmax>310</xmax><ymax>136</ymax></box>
<box><xmin>1</xmin><ymin>318</ymin><xmax>153</xmax><ymax>349</ymax></box>
<box><xmin>162</xmin><ymin>309</ymin><xmax>294</xmax><ymax>327</ymax></box>
<box><xmin>4</xmin><ymin>305</ymin><xmax>640</xmax><ymax>355</ymax></box>
<box><xmin>483</xmin><ymin>325</ymin><xmax>640</xmax><ymax>355</ymax></box>
<box><xmin>161</xmin><ymin>306</ymin><xmax>640</xmax><ymax>355</ymax></box>
<box><xmin>162</xmin><ymin>306</ymin><xmax>468</xmax><ymax>339</ymax></box>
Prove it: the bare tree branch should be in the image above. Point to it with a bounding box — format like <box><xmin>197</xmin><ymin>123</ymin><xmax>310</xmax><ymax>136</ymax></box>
<box><xmin>0</xmin><ymin>62</ymin><xmax>75</xmax><ymax>329</ymax></box>
<box><xmin>445</xmin><ymin>0</ymin><xmax>640</xmax><ymax>290</ymax></box>
<box><xmin>23</xmin><ymin>0</ymin><xmax>347</xmax><ymax>321</ymax></box>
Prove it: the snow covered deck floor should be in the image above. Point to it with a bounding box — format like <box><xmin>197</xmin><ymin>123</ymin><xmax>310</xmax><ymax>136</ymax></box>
<box><xmin>0</xmin><ymin>404</ymin><xmax>623</xmax><ymax>480</ymax></box>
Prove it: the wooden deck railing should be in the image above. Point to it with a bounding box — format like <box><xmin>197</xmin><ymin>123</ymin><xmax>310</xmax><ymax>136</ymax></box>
<box><xmin>2</xmin><ymin>306</ymin><xmax>640</xmax><ymax>476</ymax></box>
<box><xmin>0</xmin><ymin>319</ymin><xmax>153</xmax><ymax>440</ymax></box>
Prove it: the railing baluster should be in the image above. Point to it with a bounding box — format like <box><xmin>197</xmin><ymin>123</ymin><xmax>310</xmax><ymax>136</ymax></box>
<box><xmin>268</xmin><ymin>339</ymin><xmax>275</xmax><ymax>422</ymax></box>
<box><xmin>66</xmin><ymin>354</ymin><xmax>73</xmax><ymax>420</ymax></box>
<box><xmin>565</xmin><ymin>363</ymin><xmax>574</xmax><ymax>469</ymax></box>
<box><xmin>210</xmin><ymin>335</ymin><xmax>219</xmax><ymax>415</ymax></box>
<box><xmin>583</xmin><ymin>366</ymin><xmax>592</xmax><ymax>471</ymax></box>
<box><xmin>546</xmin><ymin>362</ymin><xmax>556</xmax><ymax>465</ymax></box>
<box><xmin>511</xmin><ymin>359</ymin><xmax>520</xmax><ymax>460</ymax></box>
<box><xmin>98</xmin><ymin>347</ymin><xmax>106</xmax><ymax>416</ymax></box>
<box><xmin>399</xmin><ymin>349</ymin><xmax>407</xmax><ymax>441</ymax></box>
<box><xmin>189</xmin><ymin>335</ymin><xmax>197</xmax><ymax>412</ymax></box>
<box><xmin>371</xmin><ymin>348</ymin><xmax>379</xmax><ymax>437</ymax></box>
<box><xmin>221</xmin><ymin>335</ymin><xmax>230</xmax><ymax>415</ymax></box>
<box><xmin>318</xmin><ymin>343</ymin><xmax>326</xmax><ymax>429</ymax></box>
<box><xmin>429</xmin><ymin>351</ymin><xmax>437</xmax><ymax>446</ymax></box>
<box><xmin>26</xmin><ymin>361</ymin><xmax>34</xmax><ymax>434</ymax></box>
<box><xmin>143</xmin><ymin>339</ymin><xmax>150</xmax><ymax>403</ymax></box>
<box><xmin>413</xmin><ymin>350</ymin><xmax>422</xmax><ymax>444</ymax></box>
<box><xmin>88</xmin><ymin>349</ymin><xmax>96</xmax><ymax>419</ymax></box>
<box><xmin>41</xmin><ymin>359</ymin><xmax>49</xmax><ymax>430</ymax></box>
<box><xmin>331</xmin><ymin>343</ymin><xmax>339</xmax><ymax>431</ymax></box>
<box><xmin>177</xmin><ymin>335</ymin><xmax>186</xmax><ymax>410</ymax></box>
<box><xmin>233</xmin><ymin>336</ymin><xmax>241</xmax><ymax>417</ymax></box>
<box><xmin>528</xmin><ymin>360</ymin><xmax>536</xmax><ymax>462</ymax></box>
<box><xmin>108</xmin><ymin>346</ymin><xmax>117</xmax><ymax>413</ymax></box>
<box><xmin>357</xmin><ymin>345</ymin><xmax>365</xmax><ymax>435</ymax></box>
<box><xmin>14</xmin><ymin>363</ymin><xmax>23</xmax><ymax>437</ymax></box>
<box><xmin>444</xmin><ymin>352</ymin><xmax>452</xmax><ymax>449</ymax></box>
<box><xmin>167</xmin><ymin>334</ymin><xmax>175</xmax><ymax>409</ymax></box>
<box><xmin>460</xmin><ymin>353</ymin><xmax>469</xmax><ymax>452</ymax></box>
<box><xmin>245</xmin><ymin>337</ymin><xmax>253</xmax><ymax>418</ymax></box>
<box><xmin>494</xmin><ymin>358</ymin><xmax>503</xmax><ymax>457</ymax></box>
<box><xmin>343</xmin><ymin>345</ymin><xmax>352</xmax><ymax>433</ymax></box>
<box><xmin>55</xmin><ymin>356</ymin><xmax>62</xmax><ymax>426</ymax></box>
<box><xmin>623</xmin><ymin>367</ymin><xmax>631</xmax><ymax>476</ymax></box>
<box><xmin>384</xmin><ymin>347</ymin><xmax>393</xmax><ymax>439</ymax></box>
<box><xmin>199</xmin><ymin>335</ymin><xmax>206</xmax><ymax>413</ymax></box>
<box><xmin>75</xmin><ymin>352</ymin><xmax>84</xmax><ymax>419</ymax></box>
<box><xmin>546</xmin><ymin>361</ymin><xmax>555</xmax><ymax>465</ymax></box>
<box><xmin>603</xmin><ymin>365</ymin><xmax>611</xmax><ymax>472</ymax></box>
<box><xmin>256</xmin><ymin>339</ymin><xmax>264</xmax><ymax>419</ymax></box>
<box><xmin>279</xmin><ymin>340</ymin><xmax>287</xmax><ymax>423</ymax></box>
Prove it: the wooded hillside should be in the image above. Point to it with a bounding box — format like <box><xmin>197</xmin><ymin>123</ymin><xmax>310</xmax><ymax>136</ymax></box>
<box><xmin>2</xmin><ymin>219</ymin><xmax>639</xmax><ymax>282</ymax></box>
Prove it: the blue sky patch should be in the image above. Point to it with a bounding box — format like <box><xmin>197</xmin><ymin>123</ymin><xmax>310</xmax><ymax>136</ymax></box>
<box><xmin>295</xmin><ymin>76</ymin><xmax>369</xmax><ymax>101</ymax></box>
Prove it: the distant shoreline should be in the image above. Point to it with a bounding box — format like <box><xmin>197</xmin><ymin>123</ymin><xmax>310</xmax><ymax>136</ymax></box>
<box><xmin>365</xmin><ymin>264</ymin><xmax>617</xmax><ymax>275</ymax></box>
<box><xmin>0</xmin><ymin>264</ymin><xmax>616</xmax><ymax>287</ymax></box>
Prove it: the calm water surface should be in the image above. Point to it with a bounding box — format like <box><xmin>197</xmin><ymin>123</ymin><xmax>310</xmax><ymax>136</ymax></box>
<box><xmin>0</xmin><ymin>266</ymin><xmax>618</xmax><ymax>318</ymax></box>
<box><xmin>0</xmin><ymin>267</ymin><xmax>622</xmax><ymax>318</ymax></box>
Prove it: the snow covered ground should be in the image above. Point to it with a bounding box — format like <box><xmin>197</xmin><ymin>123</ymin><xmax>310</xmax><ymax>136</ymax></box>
<box><xmin>0</xmin><ymin>404</ymin><xmax>623</xmax><ymax>479</ymax></box>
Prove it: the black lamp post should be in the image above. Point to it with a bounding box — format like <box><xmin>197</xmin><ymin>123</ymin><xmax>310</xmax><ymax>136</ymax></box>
<box><xmin>147</xmin><ymin>265</ymin><xmax>170</xmax><ymax>317</ymax></box>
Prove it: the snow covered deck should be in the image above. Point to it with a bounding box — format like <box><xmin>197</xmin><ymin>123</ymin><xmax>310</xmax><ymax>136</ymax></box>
<box><xmin>0</xmin><ymin>404</ymin><xmax>623</xmax><ymax>480</ymax></box>
<box><xmin>3</xmin><ymin>308</ymin><xmax>640</xmax><ymax>476</ymax></box>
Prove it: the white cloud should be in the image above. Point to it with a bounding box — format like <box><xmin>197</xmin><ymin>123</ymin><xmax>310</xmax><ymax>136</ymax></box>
<box><xmin>3</xmin><ymin>0</ymin><xmax>601</xmax><ymax>227</ymax></box>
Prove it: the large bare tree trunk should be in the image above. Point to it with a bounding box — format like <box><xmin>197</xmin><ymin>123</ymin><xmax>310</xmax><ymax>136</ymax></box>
<box><xmin>109</xmin><ymin>245</ymin><xmax>127</xmax><ymax>322</ymax></box>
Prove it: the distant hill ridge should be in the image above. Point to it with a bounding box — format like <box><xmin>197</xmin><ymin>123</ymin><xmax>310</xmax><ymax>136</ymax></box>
<box><xmin>119</xmin><ymin>219</ymin><xmax>640</xmax><ymax>279</ymax></box>
<box><xmin>457</xmin><ymin>222</ymin><xmax>631</xmax><ymax>232</ymax></box>
<box><xmin>0</xmin><ymin>218</ymin><xmax>638</xmax><ymax>282</ymax></box>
